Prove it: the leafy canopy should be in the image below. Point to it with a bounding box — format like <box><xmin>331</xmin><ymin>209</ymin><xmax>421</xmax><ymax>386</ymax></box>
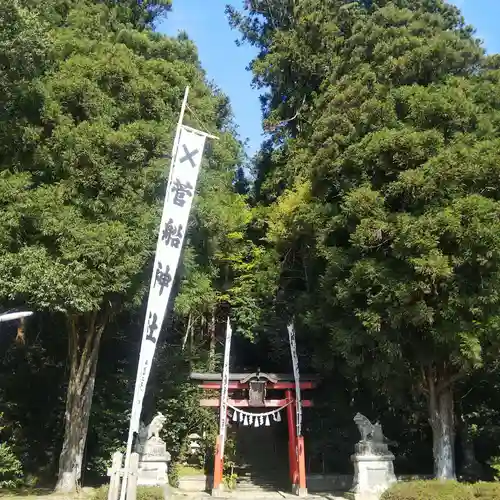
<box><xmin>0</xmin><ymin>0</ymin><xmax>242</xmax><ymax>316</ymax></box>
<box><xmin>229</xmin><ymin>0</ymin><xmax>500</xmax><ymax>385</ymax></box>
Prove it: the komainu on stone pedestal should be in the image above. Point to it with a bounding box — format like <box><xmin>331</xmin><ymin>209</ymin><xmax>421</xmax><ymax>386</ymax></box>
<box><xmin>134</xmin><ymin>413</ymin><xmax>171</xmax><ymax>487</ymax></box>
<box><xmin>348</xmin><ymin>413</ymin><xmax>397</xmax><ymax>500</ymax></box>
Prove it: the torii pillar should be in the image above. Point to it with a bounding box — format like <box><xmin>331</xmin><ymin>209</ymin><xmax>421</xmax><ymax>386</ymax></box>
<box><xmin>190</xmin><ymin>372</ymin><xmax>317</xmax><ymax>496</ymax></box>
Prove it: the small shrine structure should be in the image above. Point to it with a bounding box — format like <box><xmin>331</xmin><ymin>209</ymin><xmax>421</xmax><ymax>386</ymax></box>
<box><xmin>190</xmin><ymin>370</ymin><xmax>318</xmax><ymax>496</ymax></box>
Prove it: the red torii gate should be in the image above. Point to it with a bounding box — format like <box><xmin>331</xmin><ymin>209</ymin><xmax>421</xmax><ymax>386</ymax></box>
<box><xmin>190</xmin><ymin>371</ymin><xmax>318</xmax><ymax>496</ymax></box>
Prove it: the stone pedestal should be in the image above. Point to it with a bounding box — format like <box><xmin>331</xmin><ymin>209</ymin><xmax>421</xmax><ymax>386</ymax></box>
<box><xmin>136</xmin><ymin>437</ymin><xmax>171</xmax><ymax>487</ymax></box>
<box><xmin>349</xmin><ymin>443</ymin><xmax>396</xmax><ymax>500</ymax></box>
<box><xmin>211</xmin><ymin>485</ymin><xmax>226</xmax><ymax>498</ymax></box>
<box><xmin>292</xmin><ymin>484</ymin><xmax>308</xmax><ymax>497</ymax></box>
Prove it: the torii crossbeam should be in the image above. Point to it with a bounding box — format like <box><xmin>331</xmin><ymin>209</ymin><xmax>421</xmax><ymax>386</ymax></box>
<box><xmin>190</xmin><ymin>371</ymin><xmax>318</xmax><ymax>496</ymax></box>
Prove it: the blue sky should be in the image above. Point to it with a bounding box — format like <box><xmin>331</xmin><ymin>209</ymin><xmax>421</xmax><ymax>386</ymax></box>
<box><xmin>158</xmin><ymin>1</ymin><xmax>261</xmax><ymax>156</ymax></box>
<box><xmin>454</xmin><ymin>0</ymin><xmax>500</xmax><ymax>53</ymax></box>
<box><xmin>158</xmin><ymin>0</ymin><xmax>500</xmax><ymax>157</ymax></box>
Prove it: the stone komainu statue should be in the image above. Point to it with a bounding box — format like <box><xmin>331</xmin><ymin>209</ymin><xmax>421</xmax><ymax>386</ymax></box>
<box><xmin>353</xmin><ymin>412</ymin><xmax>397</xmax><ymax>447</ymax></box>
<box><xmin>354</xmin><ymin>413</ymin><xmax>387</xmax><ymax>443</ymax></box>
<box><xmin>138</xmin><ymin>412</ymin><xmax>167</xmax><ymax>443</ymax></box>
<box><xmin>354</xmin><ymin>412</ymin><xmax>376</xmax><ymax>442</ymax></box>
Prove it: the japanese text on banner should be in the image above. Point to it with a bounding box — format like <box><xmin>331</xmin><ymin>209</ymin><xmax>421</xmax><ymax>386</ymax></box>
<box><xmin>130</xmin><ymin>126</ymin><xmax>207</xmax><ymax>432</ymax></box>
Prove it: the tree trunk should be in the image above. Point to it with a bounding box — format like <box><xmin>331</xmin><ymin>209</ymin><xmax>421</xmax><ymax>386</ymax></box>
<box><xmin>55</xmin><ymin>311</ymin><xmax>107</xmax><ymax>492</ymax></box>
<box><xmin>426</xmin><ymin>367</ymin><xmax>456</xmax><ymax>480</ymax></box>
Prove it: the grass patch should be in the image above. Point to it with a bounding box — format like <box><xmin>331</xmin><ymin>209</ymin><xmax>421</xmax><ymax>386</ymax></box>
<box><xmin>0</xmin><ymin>487</ymin><xmax>96</xmax><ymax>500</ymax></box>
<box><xmin>176</xmin><ymin>465</ymin><xmax>204</xmax><ymax>477</ymax></box>
<box><xmin>91</xmin><ymin>486</ymin><xmax>163</xmax><ymax>500</ymax></box>
<box><xmin>0</xmin><ymin>490</ymin><xmax>51</xmax><ymax>498</ymax></box>
<box><xmin>381</xmin><ymin>480</ymin><xmax>500</xmax><ymax>500</ymax></box>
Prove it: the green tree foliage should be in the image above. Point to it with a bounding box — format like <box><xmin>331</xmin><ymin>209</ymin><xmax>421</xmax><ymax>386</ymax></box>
<box><xmin>229</xmin><ymin>0</ymin><xmax>500</xmax><ymax>480</ymax></box>
<box><xmin>0</xmin><ymin>0</ymin><xmax>52</xmax><ymax>178</ymax></box>
<box><xmin>381</xmin><ymin>480</ymin><xmax>500</xmax><ymax>500</ymax></box>
<box><xmin>0</xmin><ymin>413</ymin><xmax>24</xmax><ymax>488</ymax></box>
<box><xmin>5</xmin><ymin>0</ymin><xmax>500</xmax><ymax>489</ymax></box>
<box><xmin>0</xmin><ymin>0</ymin><xmax>247</xmax><ymax>491</ymax></box>
<box><xmin>0</xmin><ymin>443</ymin><xmax>23</xmax><ymax>489</ymax></box>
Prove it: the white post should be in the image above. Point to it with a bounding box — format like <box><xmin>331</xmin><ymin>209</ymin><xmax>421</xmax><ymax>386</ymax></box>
<box><xmin>0</xmin><ymin>311</ymin><xmax>33</xmax><ymax>322</ymax></box>
<box><xmin>107</xmin><ymin>451</ymin><xmax>123</xmax><ymax>500</ymax></box>
<box><xmin>127</xmin><ymin>453</ymin><xmax>139</xmax><ymax>500</ymax></box>
<box><xmin>118</xmin><ymin>431</ymin><xmax>135</xmax><ymax>500</ymax></box>
<box><xmin>119</xmin><ymin>86</ymin><xmax>189</xmax><ymax>500</ymax></box>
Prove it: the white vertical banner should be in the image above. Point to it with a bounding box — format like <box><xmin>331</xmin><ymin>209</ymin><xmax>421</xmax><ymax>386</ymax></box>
<box><xmin>128</xmin><ymin>125</ymin><xmax>207</xmax><ymax>434</ymax></box>
<box><xmin>287</xmin><ymin>321</ymin><xmax>302</xmax><ymax>437</ymax></box>
<box><xmin>219</xmin><ymin>318</ymin><xmax>232</xmax><ymax>458</ymax></box>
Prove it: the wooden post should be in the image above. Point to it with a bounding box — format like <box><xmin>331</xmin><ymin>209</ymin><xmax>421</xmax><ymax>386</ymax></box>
<box><xmin>297</xmin><ymin>436</ymin><xmax>307</xmax><ymax>496</ymax></box>
<box><xmin>212</xmin><ymin>435</ymin><xmax>224</xmax><ymax>495</ymax></box>
<box><xmin>285</xmin><ymin>389</ymin><xmax>298</xmax><ymax>487</ymax></box>
<box><xmin>127</xmin><ymin>453</ymin><xmax>139</xmax><ymax>500</ymax></box>
<box><xmin>108</xmin><ymin>451</ymin><xmax>123</xmax><ymax>500</ymax></box>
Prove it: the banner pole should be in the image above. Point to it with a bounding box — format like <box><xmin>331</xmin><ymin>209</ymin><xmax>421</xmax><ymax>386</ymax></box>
<box><xmin>165</xmin><ymin>86</ymin><xmax>190</xmax><ymax>202</ymax></box>
<box><xmin>287</xmin><ymin>322</ymin><xmax>302</xmax><ymax>438</ymax></box>
<box><xmin>219</xmin><ymin>318</ymin><xmax>232</xmax><ymax>456</ymax></box>
<box><xmin>119</xmin><ymin>86</ymin><xmax>190</xmax><ymax>500</ymax></box>
<box><xmin>213</xmin><ymin>318</ymin><xmax>232</xmax><ymax>493</ymax></box>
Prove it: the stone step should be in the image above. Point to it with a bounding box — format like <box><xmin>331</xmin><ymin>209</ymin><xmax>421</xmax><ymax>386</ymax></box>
<box><xmin>178</xmin><ymin>474</ymin><xmax>211</xmax><ymax>492</ymax></box>
<box><xmin>237</xmin><ymin>473</ymin><xmax>286</xmax><ymax>479</ymax></box>
<box><xmin>235</xmin><ymin>482</ymin><xmax>290</xmax><ymax>492</ymax></box>
<box><xmin>236</xmin><ymin>478</ymin><xmax>286</xmax><ymax>485</ymax></box>
<box><xmin>236</xmin><ymin>477</ymin><xmax>287</xmax><ymax>486</ymax></box>
<box><xmin>237</xmin><ymin>484</ymin><xmax>287</xmax><ymax>488</ymax></box>
<box><xmin>171</xmin><ymin>494</ymin><xmax>347</xmax><ymax>499</ymax></box>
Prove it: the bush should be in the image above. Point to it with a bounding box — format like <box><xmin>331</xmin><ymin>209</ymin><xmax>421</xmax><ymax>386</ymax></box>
<box><xmin>381</xmin><ymin>480</ymin><xmax>500</xmax><ymax>500</ymax></box>
<box><xmin>0</xmin><ymin>442</ymin><xmax>23</xmax><ymax>488</ymax></box>
<box><xmin>168</xmin><ymin>462</ymin><xmax>179</xmax><ymax>489</ymax></box>
<box><xmin>487</xmin><ymin>456</ymin><xmax>500</xmax><ymax>481</ymax></box>
<box><xmin>472</xmin><ymin>481</ymin><xmax>500</xmax><ymax>499</ymax></box>
<box><xmin>381</xmin><ymin>481</ymin><xmax>473</xmax><ymax>500</ymax></box>
<box><xmin>92</xmin><ymin>485</ymin><xmax>164</xmax><ymax>500</ymax></box>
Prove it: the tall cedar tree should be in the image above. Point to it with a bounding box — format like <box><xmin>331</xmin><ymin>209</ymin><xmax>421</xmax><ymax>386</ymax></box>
<box><xmin>228</xmin><ymin>0</ymin><xmax>500</xmax><ymax>479</ymax></box>
<box><xmin>0</xmin><ymin>0</ymin><xmax>245</xmax><ymax>491</ymax></box>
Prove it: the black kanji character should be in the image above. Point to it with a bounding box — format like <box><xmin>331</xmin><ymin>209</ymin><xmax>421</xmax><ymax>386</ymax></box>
<box><xmin>145</xmin><ymin>312</ymin><xmax>159</xmax><ymax>344</ymax></box>
<box><xmin>171</xmin><ymin>178</ymin><xmax>193</xmax><ymax>208</ymax></box>
<box><xmin>179</xmin><ymin>144</ymin><xmax>199</xmax><ymax>167</ymax></box>
<box><xmin>154</xmin><ymin>262</ymin><xmax>172</xmax><ymax>295</ymax></box>
<box><xmin>162</xmin><ymin>218</ymin><xmax>183</xmax><ymax>248</ymax></box>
